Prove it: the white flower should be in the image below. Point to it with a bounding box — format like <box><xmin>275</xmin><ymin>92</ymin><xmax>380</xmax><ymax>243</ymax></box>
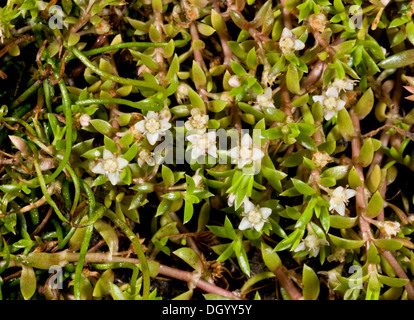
<box><xmin>378</xmin><ymin>221</ymin><xmax>400</xmax><ymax>239</ymax></box>
<box><xmin>228</xmin><ymin>75</ymin><xmax>241</xmax><ymax>88</ymax></box>
<box><xmin>187</xmin><ymin>131</ymin><xmax>217</xmax><ymax>159</ymax></box>
<box><xmin>329</xmin><ymin>186</ymin><xmax>357</xmax><ymax>216</ymax></box>
<box><xmin>279</xmin><ymin>28</ymin><xmax>305</xmax><ymax>55</ymax></box>
<box><xmin>313</xmin><ymin>87</ymin><xmax>346</xmax><ymax>121</ymax></box>
<box><xmin>79</xmin><ymin>114</ymin><xmax>91</xmax><ymax>127</ymax></box>
<box><xmin>331</xmin><ymin>78</ymin><xmax>358</xmax><ymax>92</ymax></box>
<box><xmin>228</xmin><ymin>133</ymin><xmax>264</xmax><ymax>169</ymax></box>
<box><xmin>185</xmin><ymin>108</ymin><xmax>209</xmax><ymax>133</ymax></box>
<box><xmin>227</xmin><ymin>193</ymin><xmax>249</xmax><ymax>207</ymax></box>
<box><xmin>92</xmin><ymin>149</ymin><xmax>129</xmax><ymax>185</ymax></box>
<box><xmin>137</xmin><ymin>148</ymin><xmax>155</xmax><ymax>167</ymax></box>
<box><xmin>294</xmin><ymin>234</ymin><xmax>329</xmax><ymax>257</ymax></box>
<box><xmin>254</xmin><ymin>87</ymin><xmax>275</xmax><ymax>110</ymax></box>
<box><xmin>134</xmin><ymin>111</ymin><xmax>171</xmax><ymax>145</ymax></box>
<box><xmin>239</xmin><ymin>200</ymin><xmax>272</xmax><ymax>232</ymax></box>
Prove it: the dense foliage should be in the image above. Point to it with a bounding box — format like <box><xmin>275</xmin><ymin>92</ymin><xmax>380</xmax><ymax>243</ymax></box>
<box><xmin>1</xmin><ymin>0</ymin><xmax>414</xmax><ymax>300</ymax></box>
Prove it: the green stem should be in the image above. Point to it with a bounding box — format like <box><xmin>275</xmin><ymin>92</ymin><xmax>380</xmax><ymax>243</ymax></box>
<box><xmin>64</xmin><ymin>32</ymin><xmax>191</xmax><ymax>63</ymax></box>
<box><xmin>73</xmin><ymin>224</ymin><xmax>94</xmax><ymax>300</ymax></box>
<box><xmin>68</xmin><ymin>46</ymin><xmax>165</xmax><ymax>94</ymax></box>
<box><xmin>75</xmin><ymin>98</ymin><xmax>160</xmax><ymax>111</ymax></box>
<box><xmin>9</xmin><ymin>80</ymin><xmax>43</xmax><ymax>111</ymax></box>
<box><xmin>104</xmin><ymin>208</ymin><xmax>150</xmax><ymax>300</ymax></box>
<box><xmin>32</xmin><ymin>151</ymin><xmax>69</xmax><ymax>223</ymax></box>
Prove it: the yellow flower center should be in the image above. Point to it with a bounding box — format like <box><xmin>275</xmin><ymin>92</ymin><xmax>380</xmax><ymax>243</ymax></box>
<box><xmin>280</xmin><ymin>37</ymin><xmax>295</xmax><ymax>51</ymax></box>
<box><xmin>247</xmin><ymin>209</ymin><xmax>262</xmax><ymax>224</ymax></box>
<box><xmin>323</xmin><ymin>96</ymin><xmax>338</xmax><ymax>111</ymax></box>
<box><xmin>103</xmin><ymin>158</ymin><xmax>119</xmax><ymax>174</ymax></box>
<box><xmin>145</xmin><ymin>118</ymin><xmax>161</xmax><ymax>134</ymax></box>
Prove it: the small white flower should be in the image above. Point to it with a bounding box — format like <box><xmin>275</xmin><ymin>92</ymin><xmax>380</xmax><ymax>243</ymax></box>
<box><xmin>137</xmin><ymin>148</ymin><xmax>155</xmax><ymax>167</ymax></box>
<box><xmin>229</xmin><ymin>133</ymin><xmax>264</xmax><ymax>169</ymax></box>
<box><xmin>331</xmin><ymin>78</ymin><xmax>358</xmax><ymax>92</ymax></box>
<box><xmin>228</xmin><ymin>75</ymin><xmax>241</xmax><ymax>88</ymax></box>
<box><xmin>79</xmin><ymin>114</ymin><xmax>91</xmax><ymax>127</ymax></box>
<box><xmin>329</xmin><ymin>186</ymin><xmax>357</xmax><ymax>216</ymax></box>
<box><xmin>187</xmin><ymin>131</ymin><xmax>217</xmax><ymax>159</ymax></box>
<box><xmin>378</xmin><ymin>221</ymin><xmax>400</xmax><ymax>239</ymax></box>
<box><xmin>254</xmin><ymin>87</ymin><xmax>275</xmax><ymax>111</ymax></box>
<box><xmin>92</xmin><ymin>149</ymin><xmax>129</xmax><ymax>185</ymax></box>
<box><xmin>313</xmin><ymin>87</ymin><xmax>346</xmax><ymax>121</ymax></box>
<box><xmin>134</xmin><ymin>111</ymin><xmax>172</xmax><ymax>145</ymax></box>
<box><xmin>239</xmin><ymin>200</ymin><xmax>272</xmax><ymax>232</ymax></box>
<box><xmin>185</xmin><ymin>108</ymin><xmax>209</xmax><ymax>133</ymax></box>
<box><xmin>227</xmin><ymin>193</ymin><xmax>249</xmax><ymax>207</ymax></box>
<box><xmin>279</xmin><ymin>28</ymin><xmax>305</xmax><ymax>55</ymax></box>
<box><xmin>294</xmin><ymin>234</ymin><xmax>329</xmax><ymax>257</ymax></box>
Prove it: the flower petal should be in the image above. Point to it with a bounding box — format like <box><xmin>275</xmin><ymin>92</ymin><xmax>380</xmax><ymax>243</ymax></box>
<box><xmin>147</xmin><ymin>133</ymin><xmax>159</xmax><ymax>145</ymax></box>
<box><xmin>108</xmin><ymin>173</ymin><xmax>121</xmax><ymax>185</ymax></box>
<box><xmin>241</xmin><ymin>134</ymin><xmax>252</xmax><ymax>147</ymax></box>
<box><xmin>281</xmin><ymin>27</ymin><xmax>293</xmax><ymax>38</ymax></box>
<box><xmin>313</xmin><ymin>95</ymin><xmax>325</xmax><ymax>104</ymax></box>
<box><xmin>243</xmin><ymin>200</ymin><xmax>255</xmax><ymax>213</ymax></box>
<box><xmin>334</xmin><ymin>202</ymin><xmax>346</xmax><ymax>216</ymax></box>
<box><xmin>324</xmin><ymin>110</ymin><xmax>336</xmax><ymax>121</ymax></box>
<box><xmin>92</xmin><ymin>163</ymin><xmax>105</xmax><ymax>175</ymax></box>
<box><xmin>344</xmin><ymin>189</ymin><xmax>357</xmax><ymax>200</ymax></box>
<box><xmin>239</xmin><ymin>217</ymin><xmax>252</xmax><ymax>230</ymax></box>
<box><xmin>134</xmin><ymin>120</ymin><xmax>146</xmax><ymax>133</ymax></box>
<box><xmin>103</xmin><ymin>149</ymin><xmax>114</xmax><ymax>160</ymax></box>
<box><xmin>254</xmin><ymin>221</ymin><xmax>265</xmax><ymax>232</ymax></box>
<box><xmin>260</xmin><ymin>207</ymin><xmax>272</xmax><ymax>219</ymax></box>
<box><xmin>116</xmin><ymin>157</ymin><xmax>129</xmax><ymax>170</ymax></box>
<box><xmin>326</xmin><ymin>86</ymin><xmax>339</xmax><ymax>98</ymax></box>
<box><xmin>294</xmin><ymin>39</ymin><xmax>305</xmax><ymax>51</ymax></box>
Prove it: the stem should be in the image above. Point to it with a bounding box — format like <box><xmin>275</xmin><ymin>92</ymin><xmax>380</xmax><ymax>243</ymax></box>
<box><xmin>274</xmin><ymin>267</ymin><xmax>303</xmax><ymax>300</ymax></box>
<box><xmin>64</xmin><ymin>33</ymin><xmax>191</xmax><ymax>63</ymax></box>
<box><xmin>104</xmin><ymin>208</ymin><xmax>151</xmax><ymax>300</ymax></box>
<box><xmin>68</xmin><ymin>46</ymin><xmax>166</xmax><ymax>94</ymax></box>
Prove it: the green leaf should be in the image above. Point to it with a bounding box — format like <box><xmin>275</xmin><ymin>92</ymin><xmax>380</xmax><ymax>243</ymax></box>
<box><xmin>192</xmin><ymin>60</ymin><xmax>207</xmax><ymax>89</ymax></box>
<box><xmin>329</xmin><ymin>215</ymin><xmax>358</xmax><ymax>229</ymax></box>
<box><xmin>302</xmin><ymin>264</ymin><xmax>320</xmax><ymax>300</ymax></box>
<box><xmin>321</xmin><ymin>165</ymin><xmax>349</xmax><ymax>180</ymax></box>
<box><xmin>328</xmin><ymin>233</ymin><xmax>365</xmax><ymax>249</ymax></box>
<box><xmin>407</xmin><ymin>22</ymin><xmax>414</xmax><ymax>46</ymax></box>
<box><xmin>230</xmin><ymin>60</ymin><xmax>247</xmax><ymax>77</ymax></box>
<box><xmin>90</xmin><ymin>119</ymin><xmax>115</xmax><ymax>136</ymax></box>
<box><xmin>348</xmin><ymin>166</ymin><xmax>362</xmax><ymax>189</ymax></box>
<box><xmin>337</xmin><ymin>108</ymin><xmax>354</xmax><ymax>140</ymax></box>
<box><xmin>211</xmin><ymin>9</ymin><xmax>227</xmax><ymax>33</ymax></box>
<box><xmin>173</xmin><ymin>248</ymin><xmax>204</xmax><ymax>272</ymax></box>
<box><xmin>162</xmin><ymin>165</ymin><xmax>175</xmax><ymax>187</ymax></box>
<box><xmin>295</xmin><ymin>198</ymin><xmax>315</xmax><ymax>228</ymax></box>
<box><xmin>261</xmin><ymin>242</ymin><xmax>282</xmax><ymax>272</ymax></box>
<box><xmin>286</xmin><ymin>64</ymin><xmax>301</xmax><ymax>95</ymax></box>
<box><xmin>377</xmin><ymin>274</ymin><xmax>409</xmax><ymax>288</ymax></box>
<box><xmin>291</xmin><ymin>178</ymin><xmax>316</xmax><ymax>196</ymax></box>
<box><xmin>378</xmin><ymin>49</ymin><xmax>414</xmax><ymax>69</ymax></box>
<box><xmin>224</xmin><ymin>216</ymin><xmax>237</xmax><ymax>240</ymax></box>
<box><xmin>365</xmin><ymin>191</ymin><xmax>383</xmax><ymax>218</ymax></box>
<box><xmin>93</xmin><ymin>269</ymin><xmax>115</xmax><ymax>298</ymax></box>
<box><xmin>354</xmin><ymin>88</ymin><xmax>374</xmax><ymax>120</ymax></box>
<box><xmin>373</xmin><ymin>239</ymin><xmax>403</xmax><ymax>251</ymax></box>
<box><xmin>296</xmin><ymin>133</ymin><xmax>318</xmax><ymax>151</ymax></box>
<box><xmin>367</xmin><ymin>243</ymin><xmax>380</xmax><ymax>265</ymax></box>
<box><xmin>359</xmin><ymin>138</ymin><xmax>374</xmax><ymax>167</ymax></box>
<box><xmin>246</xmin><ymin>47</ymin><xmax>258</xmax><ymax>70</ymax></box>
<box><xmin>20</xmin><ymin>265</ymin><xmax>37</xmax><ymax>300</ymax></box>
